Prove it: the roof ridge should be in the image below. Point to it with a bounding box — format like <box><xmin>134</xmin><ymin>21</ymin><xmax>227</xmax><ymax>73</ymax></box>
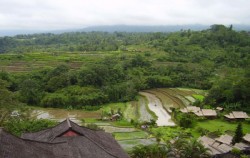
<box><xmin>67</xmin><ymin>118</ymin><xmax>72</xmax><ymax>128</ymax></box>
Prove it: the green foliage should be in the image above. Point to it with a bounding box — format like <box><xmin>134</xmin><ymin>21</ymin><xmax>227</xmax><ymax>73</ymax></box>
<box><xmin>170</xmin><ymin>137</ymin><xmax>211</xmax><ymax>158</ymax></box>
<box><xmin>231</xmin><ymin>148</ymin><xmax>242</xmax><ymax>155</ymax></box>
<box><xmin>0</xmin><ymin>79</ymin><xmax>25</xmax><ymax>126</ymax></box>
<box><xmin>85</xmin><ymin>123</ymin><xmax>103</xmax><ymax>131</ymax></box>
<box><xmin>3</xmin><ymin>119</ymin><xmax>57</xmax><ymax>136</ymax></box>
<box><xmin>129</xmin><ymin>144</ymin><xmax>169</xmax><ymax>158</ymax></box>
<box><xmin>232</xmin><ymin>123</ymin><xmax>243</xmax><ymax>145</ymax></box>
<box><xmin>192</xmin><ymin>94</ymin><xmax>205</xmax><ymax>102</ymax></box>
<box><xmin>177</xmin><ymin>113</ymin><xmax>196</xmax><ymax>128</ymax></box>
<box><xmin>0</xmin><ymin>25</ymin><xmax>249</xmax><ymax>110</ymax></box>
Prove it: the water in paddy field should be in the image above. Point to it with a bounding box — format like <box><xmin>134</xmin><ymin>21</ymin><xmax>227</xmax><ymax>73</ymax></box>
<box><xmin>32</xmin><ymin>108</ymin><xmax>100</xmax><ymax>125</ymax></box>
<box><xmin>139</xmin><ymin>92</ymin><xmax>175</xmax><ymax>126</ymax></box>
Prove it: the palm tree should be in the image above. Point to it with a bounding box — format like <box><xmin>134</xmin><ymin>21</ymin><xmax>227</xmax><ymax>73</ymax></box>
<box><xmin>181</xmin><ymin>138</ymin><xmax>210</xmax><ymax>158</ymax></box>
<box><xmin>170</xmin><ymin>136</ymin><xmax>210</xmax><ymax>158</ymax></box>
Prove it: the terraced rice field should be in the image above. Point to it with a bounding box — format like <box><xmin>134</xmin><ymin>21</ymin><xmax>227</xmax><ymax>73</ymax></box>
<box><xmin>139</xmin><ymin>92</ymin><xmax>175</xmax><ymax>126</ymax></box>
<box><xmin>138</xmin><ymin>88</ymin><xmax>205</xmax><ymax>126</ymax></box>
<box><xmin>30</xmin><ymin>88</ymin><xmax>205</xmax><ymax>151</ymax></box>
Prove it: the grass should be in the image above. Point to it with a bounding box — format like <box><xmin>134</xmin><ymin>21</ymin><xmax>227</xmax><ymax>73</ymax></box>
<box><xmin>192</xmin><ymin>94</ymin><xmax>205</xmax><ymax>102</ymax></box>
<box><xmin>123</xmin><ymin>102</ymin><xmax>140</xmax><ymax>121</ymax></box>
<box><xmin>190</xmin><ymin>119</ymin><xmax>250</xmax><ymax>138</ymax></box>
<box><xmin>113</xmin><ymin>131</ymin><xmax>149</xmax><ymax>140</ymax></box>
<box><xmin>100</xmin><ymin>102</ymin><xmax>127</xmax><ymax>114</ymax></box>
<box><xmin>111</xmin><ymin>120</ymin><xmax>134</xmax><ymax>127</ymax></box>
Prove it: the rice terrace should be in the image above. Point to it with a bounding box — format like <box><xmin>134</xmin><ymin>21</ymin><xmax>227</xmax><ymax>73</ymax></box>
<box><xmin>1</xmin><ymin>24</ymin><xmax>250</xmax><ymax>158</ymax></box>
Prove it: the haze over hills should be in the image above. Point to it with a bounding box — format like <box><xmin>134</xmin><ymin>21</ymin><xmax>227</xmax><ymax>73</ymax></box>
<box><xmin>1</xmin><ymin>24</ymin><xmax>250</xmax><ymax>37</ymax></box>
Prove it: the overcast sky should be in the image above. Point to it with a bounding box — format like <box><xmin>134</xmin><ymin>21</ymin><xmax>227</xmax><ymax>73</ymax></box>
<box><xmin>0</xmin><ymin>0</ymin><xmax>249</xmax><ymax>30</ymax></box>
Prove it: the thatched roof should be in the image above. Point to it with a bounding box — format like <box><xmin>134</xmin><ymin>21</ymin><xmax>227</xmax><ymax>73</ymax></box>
<box><xmin>233</xmin><ymin>142</ymin><xmax>249</xmax><ymax>150</ymax></box>
<box><xmin>1</xmin><ymin>119</ymin><xmax>129</xmax><ymax>158</ymax></box>
<box><xmin>22</xmin><ymin>118</ymin><xmax>129</xmax><ymax>158</ymax></box>
<box><xmin>243</xmin><ymin>134</ymin><xmax>250</xmax><ymax>143</ymax></box>
<box><xmin>217</xmin><ymin>144</ymin><xmax>233</xmax><ymax>153</ymax></box>
<box><xmin>216</xmin><ymin>107</ymin><xmax>223</xmax><ymax>111</ymax></box>
<box><xmin>225</xmin><ymin>111</ymin><xmax>249</xmax><ymax>119</ymax></box>
<box><xmin>199</xmin><ymin>135</ymin><xmax>250</xmax><ymax>156</ymax></box>
<box><xmin>0</xmin><ymin>128</ymin><xmax>69</xmax><ymax>158</ymax></box>
<box><xmin>201</xmin><ymin>109</ymin><xmax>217</xmax><ymax>116</ymax></box>
<box><xmin>199</xmin><ymin>135</ymin><xmax>215</xmax><ymax>145</ymax></box>
<box><xmin>198</xmin><ymin>136</ymin><xmax>222</xmax><ymax>155</ymax></box>
<box><xmin>194</xmin><ymin>109</ymin><xmax>217</xmax><ymax>117</ymax></box>
<box><xmin>180</xmin><ymin>106</ymin><xmax>200</xmax><ymax>113</ymax></box>
<box><xmin>215</xmin><ymin>134</ymin><xmax>233</xmax><ymax>145</ymax></box>
<box><xmin>194</xmin><ymin>110</ymin><xmax>203</xmax><ymax>116</ymax></box>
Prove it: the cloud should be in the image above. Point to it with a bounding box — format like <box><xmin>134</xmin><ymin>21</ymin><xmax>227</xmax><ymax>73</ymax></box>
<box><xmin>0</xmin><ymin>0</ymin><xmax>249</xmax><ymax>30</ymax></box>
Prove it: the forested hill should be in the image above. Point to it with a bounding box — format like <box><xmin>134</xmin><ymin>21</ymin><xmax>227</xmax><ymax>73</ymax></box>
<box><xmin>0</xmin><ymin>24</ymin><xmax>249</xmax><ymax>111</ymax></box>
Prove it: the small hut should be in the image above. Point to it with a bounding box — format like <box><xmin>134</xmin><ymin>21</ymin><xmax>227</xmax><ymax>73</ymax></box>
<box><xmin>224</xmin><ymin>111</ymin><xmax>249</xmax><ymax>120</ymax></box>
<box><xmin>243</xmin><ymin>134</ymin><xmax>250</xmax><ymax>144</ymax></box>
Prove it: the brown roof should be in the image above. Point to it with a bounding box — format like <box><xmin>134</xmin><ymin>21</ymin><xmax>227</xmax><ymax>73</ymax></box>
<box><xmin>1</xmin><ymin>119</ymin><xmax>129</xmax><ymax>158</ymax></box>
<box><xmin>0</xmin><ymin>128</ymin><xmax>69</xmax><ymax>158</ymax></box>
<box><xmin>225</xmin><ymin>111</ymin><xmax>249</xmax><ymax>119</ymax></box>
<box><xmin>243</xmin><ymin>134</ymin><xmax>250</xmax><ymax>143</ymax></box>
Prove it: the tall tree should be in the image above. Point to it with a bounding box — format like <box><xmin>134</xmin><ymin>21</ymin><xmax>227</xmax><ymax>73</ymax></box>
<box><xmin>232</xmin><ymin>123</ymin><xmax>243</xmax><ymax>145</ymax></box>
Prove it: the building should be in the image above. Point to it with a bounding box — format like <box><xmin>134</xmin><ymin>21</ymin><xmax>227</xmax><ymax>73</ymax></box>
<box><xmin>199</xmin><ymin>134</ymin><xmax>250</xmax><ymax>156</ymax></box>
<box><xmin>224</xmin><ymin>111</ymin><xmax>249</xmax><ymax>120</ymax></box>
<box><xmin>0</xmin><ymin>118</ymin><xmax>129</xmax><ymax>158</ymax></box>
<box><xmin>199</xmin><ymin>109</ymin><xmax>217</xmax><ymax>117</ymax></box>
<box><xmin>243</xmin><ymin>134</ymin><xmax>250</xmax><ymax>144</ymax></box>
<box><xmin>180</xmin><ymin>106</ymin><xmax>217</xmax><ymax>117</ymax></box>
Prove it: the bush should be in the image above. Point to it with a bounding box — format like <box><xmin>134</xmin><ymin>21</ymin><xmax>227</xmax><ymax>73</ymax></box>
<box><xmin>4</xmin><ymin>119</ymin><xmax>57</xmax><ymax>136</ymax></box>
<box><xmin>231</xmin><ymin>148</ymin><xmax>242</xmax><ymax>155</ymax></box>
<box><xmin>196</xmin><ymin>127</ymin><xmax>209</xmax><ymax>135</ymax></box>
<box><xmin>85</xmin><ymin>123</ymin><xmax>103</xmax><ymax>131</ymax></box>
<box><xmin>177</xmin><ymin>113</ymin><xmax>196</xmax><ymax>128</ymax></box>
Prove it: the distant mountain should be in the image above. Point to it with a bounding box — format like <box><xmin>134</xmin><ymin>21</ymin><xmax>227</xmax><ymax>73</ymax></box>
<box><xmin>0</xmin><ymin>25</ymin><xmax>250</xmax><ymax>37</ymax></box>
<box><xmin>80</xmin><ymin>25</ymin><xmax>210</xmax><ymax>32</ymax></box>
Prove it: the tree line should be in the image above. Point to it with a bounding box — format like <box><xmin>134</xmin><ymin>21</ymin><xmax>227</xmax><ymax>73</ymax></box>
<box><xmin>0</xmin><ymin>24</ymin><xmax>249</xmax><ymax>111</ymax></box>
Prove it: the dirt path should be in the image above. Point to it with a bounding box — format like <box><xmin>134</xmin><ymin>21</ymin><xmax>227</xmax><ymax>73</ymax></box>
<box><xmin>139</xmin><ymin>92</ymin><xmax>175</xmax><ymax>126</ymax></box>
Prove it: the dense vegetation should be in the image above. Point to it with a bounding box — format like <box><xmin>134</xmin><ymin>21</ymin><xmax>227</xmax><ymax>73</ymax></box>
<box><xmin>0</xmin><ymin>24</ymin><xmax>249</xmax><ymax>111</ymax></box>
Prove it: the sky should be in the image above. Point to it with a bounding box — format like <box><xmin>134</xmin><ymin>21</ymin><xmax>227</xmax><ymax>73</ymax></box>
<box><xmin>0</xmin><ymin>0</ymin><xmax>250</xmax><ymax>30</ymax></box>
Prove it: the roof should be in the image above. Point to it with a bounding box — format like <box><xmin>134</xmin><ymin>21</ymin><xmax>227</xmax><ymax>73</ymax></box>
<box><xmin>1</xmin><ymin>119</ymin><xmax>129</xmax><ymax>158</ymax></box>
<box><xmin>216</xmin><ymin>107</ymin><xmax>223</xmax><ymax>111</ymax></box>
<box><xmin>243</xmin><ymin>134</ymin><xmax>250</xmax><ymax>143</ymax></box>
<box><xmin>217</xmin><ymin>144</ymin><xmax>232</xmax><ymax>153</ymax></box>
<box><xmin>0</xmin><ymin>128</ymin><xmax>69</xmax><ymax>158</ymax></box>
<box><xmin>198</xmin><ymin>135</ymin><xmax>250</xmax><ymax>156</ymax></box>
<box><xmin>201</xmin><ymin>109</ymin><xmax>217</xmax><ymax>116</ymax></box>
<box><xmin>225</xmin><ymin>111</ymin><xmax>249</xmax><ymax>119</ymax></box>
<box><xmin>193</xmin><ymin>109</ymin><xmax>217</xmax><ymax>117</ymax></box>
<box><xmin>199</xmin><ymin>135</ymin><xmax>215</xmax><ymax>146</ymax></box>
<box><xmin>180</xmin><ymin>106</ymin><xmax>200</xmax><ymax>113</ymax></box>
<box><xmin>215</xmin><ymin>134</ymin><xmax>233</xmax><ymax>145</ymax></box>
<box><xmin>233</xmin><ymin>142</ymin><xmax>249</xmax><ymax>150</ymax></box>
